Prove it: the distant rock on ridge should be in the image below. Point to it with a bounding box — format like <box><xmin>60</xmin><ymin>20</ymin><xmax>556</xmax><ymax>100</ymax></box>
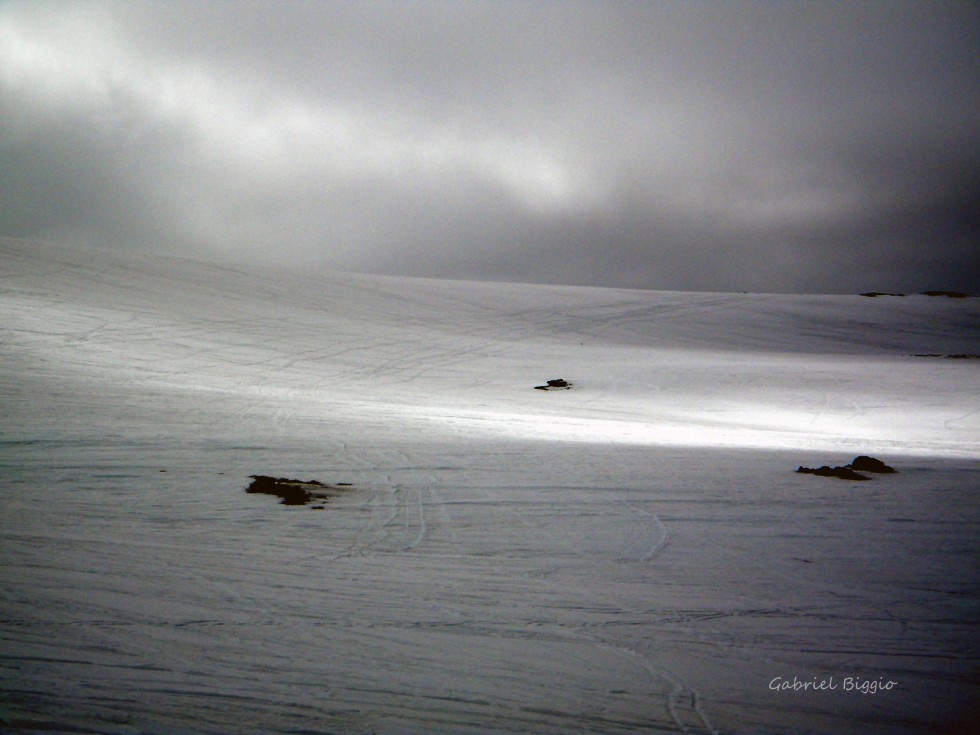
<box><xmin>860</xmin><ymin>290</ymin><xmax>976</xmax><ymax>298</ymax></box>
<box><xmin>920</xmin><ymin>290</ymin><xmax>974</xmax><ymax>298</ymax></box>
<box><xmin>534</xmin><ymin>378</ymin><xmax>572</xmax><ymax>391</ymax></box>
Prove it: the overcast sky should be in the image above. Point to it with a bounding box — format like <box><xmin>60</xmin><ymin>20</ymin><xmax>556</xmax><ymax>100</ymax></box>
<box><xmin>2</xmin><ymin>1</ymin><xmax>977</xmax><ymax>293</ymax></box>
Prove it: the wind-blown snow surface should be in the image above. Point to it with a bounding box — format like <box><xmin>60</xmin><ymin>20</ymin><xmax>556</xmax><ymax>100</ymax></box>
<box><xmin>1</xmin><ymin>238</ymin><xmax>977</xmax><ymax>734</ymax></box>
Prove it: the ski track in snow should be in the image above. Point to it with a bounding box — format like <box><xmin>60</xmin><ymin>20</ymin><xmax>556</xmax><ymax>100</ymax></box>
<box><xmin>1</xmin><ymin>238</ymin><xmax>978</xmax><ymax>734</ymax></box>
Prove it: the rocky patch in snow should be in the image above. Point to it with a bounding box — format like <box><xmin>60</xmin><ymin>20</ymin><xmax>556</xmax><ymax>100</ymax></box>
<box><xmin>246</xmin><ymin>475</ymin><xmax>352</xmax><ymax>507</ymax></box>
<box><xmin>920</xmin><ymin>290</ymin><xmax>975</xmax><ymax>298</ymax></box>
<box><xmin>860</xmin><ymin>290</ymin><xmax>976</xmax><ymax>298</ymax></box>
<box><xmin>534</xmin><ymin>378</ymin><xmax>572</xmax><ymax>391</ymax></box>
<box><xmin>797</xmin><ymin>455</ymin><xmax>897</xmax><ymax>481</ymax></box>
<box><xmin>797</xmin><ymin>465</ymin><xmax>871</xmax><ymax>481</ymax></box>
<box><xmin>847</xmin><ymin>455</ymin><xmax>897</xmax><ymax>473</ymax></box>
<box><xmin>913</xmin><ymin>353</ymin><xmax>980</xmax><ymax>359</ymax></box>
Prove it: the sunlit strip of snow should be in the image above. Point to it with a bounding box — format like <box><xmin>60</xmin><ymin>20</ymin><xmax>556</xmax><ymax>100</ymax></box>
<box><xmin>230</xmin><ymin>383</ymin><xmax>975</xmax><ymax>458</ymax></box>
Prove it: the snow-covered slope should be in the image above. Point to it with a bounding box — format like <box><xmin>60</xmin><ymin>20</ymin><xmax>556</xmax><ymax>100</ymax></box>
<box><xmin>1</xmin><ymin>237</ymin><xmax>977</xmax><ymax>734</ymax></box>
<box><xmin>3</xmin><ymin>238</ymin><xmax>976</xmax><ymax>457</ymax></box>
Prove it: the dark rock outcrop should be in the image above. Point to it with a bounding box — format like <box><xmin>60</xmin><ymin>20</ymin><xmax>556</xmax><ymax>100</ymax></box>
<box><xmin>796</xmin><ymin>465</ymin><xmax>871</xmax><ymax>481</ymax></box>
<box><xmin>245</xmin><ymin>475</ymin><xmax>349</xmax><ymax>506</ymax></box>
<box><xmin>797</xmin><ymin>455</ymin><xmax>898</xmax><ymax>480</ymax></box>
<box><xmin>862</xmin><ymin>290</ymin><xmax>976</xmax><ymax>298</ymax></box>
<box><xmin>920</xmin><ymin>290</ymin><xmax>973</xmax><ymax>298</ymax></box>
<box><xmin>914</xmin><ymin>353</ymin><xmax>980</xmax><ymax>359</ymax></box>
<box><xmin>847</xmin><ymin>456</ymin><xmax>896</xmax><ymax>473</ymax></box>
<box><xmin>535</xmin><ymin>378</ymin><xmax>572</xmax><ymax>391</ymax></box>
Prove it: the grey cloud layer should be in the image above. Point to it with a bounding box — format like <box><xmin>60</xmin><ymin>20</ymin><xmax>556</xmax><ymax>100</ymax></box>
<box><xmin>2</xmin><ymin>0</ymin><xmax>977</xmax><ymax>292</ymax></box>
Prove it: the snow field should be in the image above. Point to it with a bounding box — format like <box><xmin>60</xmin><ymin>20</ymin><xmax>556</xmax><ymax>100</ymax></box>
<box><xmin>1</xmin><ymin>237</ymin><xmax>978</xmax><ymax>734</ymax></box>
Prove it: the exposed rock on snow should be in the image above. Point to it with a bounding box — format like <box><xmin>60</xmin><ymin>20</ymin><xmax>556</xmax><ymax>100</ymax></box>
<box><xmin>534</xmin><ymin>378</ymin><xmax>572</xmax><ymax>390</ymax></box>
<box><xmin>920</xmin><ymin>290</ymin><xmax>975</xmax><ymax>298</ymax></box>
<box><xmin>797</xmin><ymin>455</ymin><xmax>897</xmax><ymax>479</ymax></box>
<box><xmin>847</xmin><ymin>455</ymin><xmax>897</xmax><ymax>473</ymax></box>
<box><xmin>860</xmin><ymin>290</ymin><xmax>977</xmax><ymax>298</ymax></box>
<box><xmin>245</xmin><ymin>475</ymin><xmax>350</xmax><ymax>506</ymax></box>
<box><xmin>913</xmin><ymin>353</ymin><xmax>980</xmax><ymax>359</ymax></box>
<box><xmin>796</xmin><ymin>465</ymin><xmax>871</xmax><ymax>480</ymax></box>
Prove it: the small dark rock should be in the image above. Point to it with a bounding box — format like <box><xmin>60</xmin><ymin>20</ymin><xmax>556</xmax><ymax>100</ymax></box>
<box><xmin>246</xmin><ymin>475</ymin><xmax>347</xmax><ymax>506</ymax></box>
<box><xmin>797</xmin><ymin>465</ymin><xmax>871</xmax><ymax>481</ymax></box>
<box><xmin>860</xmin><ymin>292</ymin><xmax>905</xmax><ymax>297</ymax></box>
<box><xmin>847</xmin><ymin>455</ymin><xmax>896</xmax><ymax>473</ymax></box>
<box><xmin>535</xmin><ymin>378</ymin><xmax>572</xmax><ymax>390</ymax></box>
<box><xmin>920</xmin><ymin>290</ymin><xmax>973</xmax><ymax>298</ymax></box>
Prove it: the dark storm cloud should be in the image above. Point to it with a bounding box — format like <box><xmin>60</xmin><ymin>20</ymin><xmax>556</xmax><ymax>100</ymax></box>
<box><xmin>1</xmin><ymin>0</ymin><xmax>977</xmax><ymax>292</ymax></box>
